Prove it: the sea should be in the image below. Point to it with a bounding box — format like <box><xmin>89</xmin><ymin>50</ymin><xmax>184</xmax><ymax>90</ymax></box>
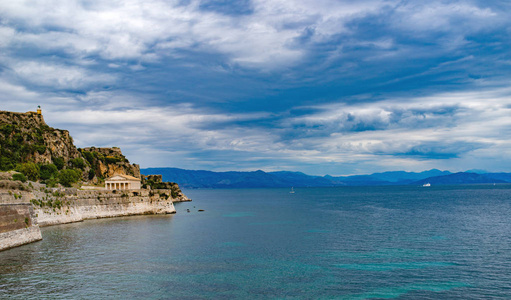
<box><xmin>1</xmin><ymin>185</ymin><xmax>511</xmax><ymax>299</ymax></box>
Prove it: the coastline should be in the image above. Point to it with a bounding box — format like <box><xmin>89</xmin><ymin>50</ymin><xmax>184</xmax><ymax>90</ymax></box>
<box><xmin>0</xmin><ymin>186</ymin><xmax>191</xmax><ymax>251</ymax></box>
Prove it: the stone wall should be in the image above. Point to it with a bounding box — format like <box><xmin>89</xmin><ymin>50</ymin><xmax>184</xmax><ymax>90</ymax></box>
<box><xmin>0</xmin><ymin>184</ymin><xmax>191</xmax><ymax>251</ymax></box>
<box><xmin>0</xmin><ymin>204</ymin><xmax>42</xmax><ymax>251</ymax></box>
<box><xmin>33</xmin><ymin>189</ymin><xmax>183</xmax><ymax>227</ymax></box>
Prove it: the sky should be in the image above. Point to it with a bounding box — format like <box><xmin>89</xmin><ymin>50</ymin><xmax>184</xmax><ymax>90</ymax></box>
<box><xmin>1</xmin><ymin>0</ymin><xmax>511</xmax><ymax>175</ymax></box>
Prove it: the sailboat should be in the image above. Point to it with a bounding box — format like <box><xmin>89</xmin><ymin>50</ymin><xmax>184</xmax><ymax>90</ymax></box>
<box><xmin>290</xmin><ymin>187</ymin><xmax>295</xmax><ymax>194</ymax></box>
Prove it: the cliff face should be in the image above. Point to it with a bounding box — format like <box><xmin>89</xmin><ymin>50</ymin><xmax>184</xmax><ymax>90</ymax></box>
<box><xmin>81</xmin><ymin>147</ymin><xmax>141</xmax><ymax>181</ymax></box>
<box><xmin>0</xmin><ymin>111</ymin><xmax>80</xmax><ymax>168</ymax></box>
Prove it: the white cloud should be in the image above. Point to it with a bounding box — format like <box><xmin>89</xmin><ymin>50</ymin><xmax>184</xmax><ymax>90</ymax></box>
<box><xmin>281</xmin><ymin>87</ymin><xmax>511</xmax><ymax>165</ymax></box>
<box><xmin>39</xmin><ymin>86</ymin><xmax>511</xmax><ymax>173</ymax></box>
<box><xmin>8</xmin><ymin>61</ymin><xmax>116</xmax><ymax>89</ymax></box>
<box><xmin>393</xmin><ymin>2</ymin><xmax>497</xmax><ymax>33</ymax></box>
<box><xmin>1</xmin><ymin>0</ymin><xmax>504</xmax><ymax>71</ymax></box>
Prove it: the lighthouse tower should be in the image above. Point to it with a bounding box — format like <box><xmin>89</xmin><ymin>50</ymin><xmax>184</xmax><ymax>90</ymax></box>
<box><xmin>36</xmin><ymin>105</ymin><xmax>42</xmax><ymax>115</ymax></box>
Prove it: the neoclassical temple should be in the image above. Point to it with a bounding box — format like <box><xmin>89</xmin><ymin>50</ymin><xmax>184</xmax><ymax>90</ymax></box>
<box><xmin>104</xmin><ymin>174</ymin><xmax>141</xmax><ymax>190</ymax></box>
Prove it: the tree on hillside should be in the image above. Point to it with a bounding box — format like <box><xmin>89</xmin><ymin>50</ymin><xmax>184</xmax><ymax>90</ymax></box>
<box><xmin>58</xmin><ymin>169</ymin><xmax>82</xmax><ymax>187</ymax></box>
<box><xmin>39</xmin><ymin>164</ymin><xmax>58</xmax><ymax>181</ymax></box>
<box><xmin>15</xmin><ymin>163</ymin><xmax>40</xmax><ymax>181</ymax></box>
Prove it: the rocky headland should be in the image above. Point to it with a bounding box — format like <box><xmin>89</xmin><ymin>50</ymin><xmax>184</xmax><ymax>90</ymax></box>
<box><xmin>0</xmin><ymin>109</ymin><xmax>190</xmax><ymax>251</ymax></box>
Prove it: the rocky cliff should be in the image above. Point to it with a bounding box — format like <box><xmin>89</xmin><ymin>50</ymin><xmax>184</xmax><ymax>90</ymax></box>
<box><xmin>0</xmin><ymin>110</ymin><xmax>141</xmax><ymax>183</ymax></box>
<box><xmin>0</xmin><ymin>111</ymin><xmax>80</xmax><ymax>169</ymax></box>
<box><xmin>80</xmin><ymin>147</ymin><xmax>141</xmax><ymax>182</ymax></box>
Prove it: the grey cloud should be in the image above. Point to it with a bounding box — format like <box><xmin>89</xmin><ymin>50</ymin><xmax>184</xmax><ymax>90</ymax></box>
<box><xmin>395</xmin><ymin>141</ymin><xmax>488</xmax><ymax>159</ymax></box>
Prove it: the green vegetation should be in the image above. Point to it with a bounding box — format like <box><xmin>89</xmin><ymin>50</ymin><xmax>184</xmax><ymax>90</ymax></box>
<box><xmin>0</xmin><ymin>156</ymin><xmax>15</xmax><ymax>171</ymax></box>
<box><xmin>30</xmin><ymin>198</ymin><xmax>64</xmax><ymax>209</ymax></box>
<box><xmin>58</xmin><ymin>169</ymin><xmax>82</xmax><ymax>187</ymax></box>
<box><xmin>171</xmin><ymin>185</ymin><xmax>179</xmax><ymax>198</ymax></box>
<box><xmin>40</xmin><ymin>164</ymin><xmax>58</xmax><ymax>180</ymax></box>
<box><xmin>53</xmin><ymin>157</ymin><xmax>65</xmax><ymax>170</ymax></box>
<box><xmin>70</xmin><ymin>158</ymin><xmax>85</xmax><ymax>170</ymax></box>
<box><xmin>12</xmin><ymin>173</ymin><xmax>27</xmax><ymax>182</ymax></box>
<box><xmin>0</xmin><ymin>123</ymin><xmax>47</xmax><ymax>171</ymax></box>
<box><xmin>105</xmin><ymin>156</ymin><xmax>123</xmax><ymax>164</ymax></box>
<box><xmin>15</xmin><ymin>163</ymin><xmax>40</xmax><ymax>181</ymax></box>
<box><xmin>45</xmin><ymin>178</ymin><xmax>59</xmax><ymax>188</ymax></box>
<box><xmin>82</xmin><ymin>151</ymin><xmax>95</xmax><ymax>165</ymax></box>
<box><xmin>79</xmin><ymin>148</ymin><xmax>133</xmax><ymax>181</ymax></box>
<box><xmin>143</xmin><ymin>178</ymin><xmax>169</xmax><ymax>189</ymax></box>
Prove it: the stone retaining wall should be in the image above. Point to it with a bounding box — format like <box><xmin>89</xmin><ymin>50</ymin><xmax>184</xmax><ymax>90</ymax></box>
<box><xmin>0</xmin><ymin>187</ymin><xmax>191</xmax><ymax>251</ymax></box>
<box><xmin>0</xmin><ymin>204</ymin><xmax>42</xmax><ymax>251</ymax></box>
<box><xmin>31</xmin><ymin>188</ymin><xmax>189</xmax><ymax>227</ymax></box>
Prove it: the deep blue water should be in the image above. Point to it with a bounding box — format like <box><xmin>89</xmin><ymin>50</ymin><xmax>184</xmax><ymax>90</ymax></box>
<box><xmin>2</xmin><ymin>185</ymin><xmax>511</xmax><ymax>299</ymax></box>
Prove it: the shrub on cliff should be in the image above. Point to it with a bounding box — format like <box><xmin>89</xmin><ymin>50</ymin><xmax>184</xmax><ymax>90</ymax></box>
<box><xmin>58</xmin><ymin>169</ymin><xmax>82</xmax><ymax>187</ymax></box>
<box><xmin>70</xmin><ymin>158</ymin><xmax>86</xmax><ymax>170</ymax></box>
<box><xmin>1</xmin><ymin>124</ymin><xmax>16</xmax><ymax>135</ymax></box>
<box><xmin>46</xmin><ymin>178</ymin><xmax>58</xmax><ymax>188</ymax></box>
<box><xmin>53</xmin><ymin>157</ymin><xmax>65</xmax><ymax>170</ymax></box>
<box><xmin>82</xmin><ymin>151</ymin><xmax>95</xmax><ymax>165</ymax></box>
<box><xmin>12</xmin><ymin>173</ymin><xmax>27</xmax><ymax>182</ymax></box>
<box><xmin>0</xmin><ymin>157</ymin><xmax>15</xmax><ymax>171</ymax></box>
<box><xmin>105</xmin><ymin>155</ymin><xmax>122</xmax><ymax>164</ymax></box>
<box><xmin>15</xmin><ymin>162</ymin><xmax>40</xmax><ymax>181</ymax></box>
<box><xmin>39</xmin><ymin>163</ymin><xmax>58</xmax><ymax>180</ymax></box>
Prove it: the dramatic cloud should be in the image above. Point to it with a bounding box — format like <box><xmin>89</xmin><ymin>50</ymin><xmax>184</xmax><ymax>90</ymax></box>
<box><xmin>1</xmin><ymin>0</ymin><xmax>511</xmax><ymax>175</ymax></box>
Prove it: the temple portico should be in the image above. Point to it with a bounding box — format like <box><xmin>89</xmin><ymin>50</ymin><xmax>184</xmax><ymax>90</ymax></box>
<box><xmin>105</xmin><ymin>174</ymin><xmax>141</xmax><ymax>190</ymax></box>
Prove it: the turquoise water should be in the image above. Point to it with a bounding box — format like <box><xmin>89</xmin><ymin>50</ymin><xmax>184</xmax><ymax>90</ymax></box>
<box><xmin>2</xmin><ymin>185</ymin><xmax>511</xmax><ymax>299</ymax></box>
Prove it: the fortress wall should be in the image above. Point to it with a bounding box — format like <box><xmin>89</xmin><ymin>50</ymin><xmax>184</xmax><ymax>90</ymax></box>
<box><xmin>0</xmin><ymin>187</ymin><xmax>191</xmax><ymax>250</ymax></box>
<box><xmin>0</xmin><ymin>204</ymin><xmax>42</xmax><ymax>251</ymax></box>
<box><xmin>33</xmin><ymin>189</ymin><xmax>185</xmax><ymax>227</ymax></box>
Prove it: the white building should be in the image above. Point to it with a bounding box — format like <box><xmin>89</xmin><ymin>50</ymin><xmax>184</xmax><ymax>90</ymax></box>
<box><xmin>105</xmin><ymin>174</ymin><xmax>141</xmax><ymax>190</ymax></box>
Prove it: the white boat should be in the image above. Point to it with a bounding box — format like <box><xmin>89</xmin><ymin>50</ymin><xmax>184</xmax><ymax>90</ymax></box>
<box><xmin>290</xmin><ymin>187</ymin><xmax>295</xmax><ymax>194</ymax></box>
<box><xmin>422</xmin><ymin>183</ymin><xmax>431</xmax><ymax>187</ymax></box>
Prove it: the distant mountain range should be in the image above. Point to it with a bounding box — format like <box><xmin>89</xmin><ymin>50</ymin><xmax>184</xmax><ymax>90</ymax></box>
<box><xmin>141</xmin><ymin>168</ymin><xmax>511</xmax><ymax>189</ymax></box>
